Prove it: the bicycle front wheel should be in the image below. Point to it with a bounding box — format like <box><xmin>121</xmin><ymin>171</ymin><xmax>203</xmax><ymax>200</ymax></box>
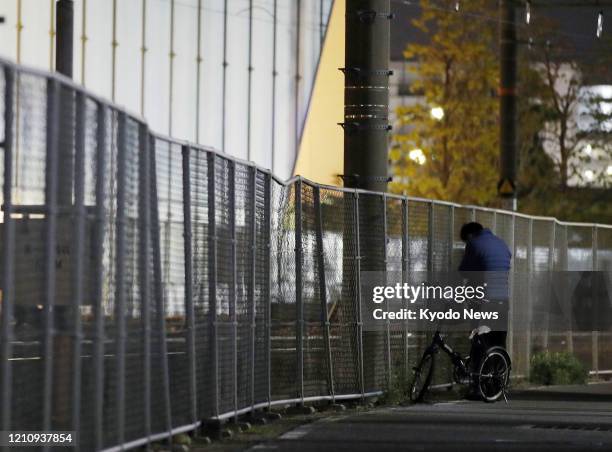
<box><xmin>410</xmin><ymin>351</ymin><xmax>435</xmax><ymax>402</ymax></box>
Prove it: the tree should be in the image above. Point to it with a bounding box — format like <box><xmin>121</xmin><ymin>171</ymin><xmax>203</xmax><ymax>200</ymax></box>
<box><xmin>537</xmin><ymin>44</ymin><xmax>584</xmax><ymax>190</ymax></box>
<box><xmin>515</xmin><ymin>43</ymin><xmax>559</xmax><ymax>205</ymax></box>
<box><xmin>515</xmin><ymin>33</ymin><xmax>612</xmax><ymax>222</ymax></box>
<box><xmin>526</xmin><ymin>25</ymin><xmax>612</xmax><ymax>192</ymax></box>
<box><xmin>389</xmin><ymin>0</ymin><xmax>499</xmax><ymax>205</ymax></box>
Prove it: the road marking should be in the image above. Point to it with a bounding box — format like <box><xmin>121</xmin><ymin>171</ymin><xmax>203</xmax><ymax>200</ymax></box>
<box><xmin>276</xmin><ymin>414</ymin><xmax>349</xmax><ymax>441</ymax></box>
<box><xmin>249</xmin><ymin>445</ymin><xmax>278</xmax><ymax>450</ymax></box>
<box><xmin>434</xmin><ymin>400</ymin><xmax>465</xmax><ymax>406</ymax></box>
<box><xmin>278</xmin><ymin>424</ymin><xmax>314</xmax><ymax>440</ymax></box>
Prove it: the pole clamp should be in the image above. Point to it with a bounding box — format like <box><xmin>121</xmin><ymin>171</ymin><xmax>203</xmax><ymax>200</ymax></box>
<box><xmin>355</xmin><ymin>9</ymin><xmax>395</xmax><ymax>24</ymax></box>
<box><xmin>339</xmin><ymin>174</ymin><xmax>392</xmax><ymax>184</ymax></box>
<box><xmin>339</xmin><ymin>67</ymin><xmax>394</xmax><ymax>77</ymax></box>
<box><xmin>338</xmin><ymin>122</ymin><xmax>392</xmax><ymax>131</ymax></box>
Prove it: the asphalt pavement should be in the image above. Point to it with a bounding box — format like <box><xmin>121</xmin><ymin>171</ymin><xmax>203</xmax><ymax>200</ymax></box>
<box><xmin>248</xmin><ymin>383</ymin><xmax>612</xmax><ymax>452</ymax></box>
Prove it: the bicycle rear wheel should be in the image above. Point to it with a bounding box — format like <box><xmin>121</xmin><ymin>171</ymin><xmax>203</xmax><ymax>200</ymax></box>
<box><xmin>477</xmin><ymin>348</ymin><xmax>510</xmax><ymax>402</ymax></box>
<box><xmin>410</xmin><ymin>351</ymin><xmax>435</xmax><ymax>402</ymax></box>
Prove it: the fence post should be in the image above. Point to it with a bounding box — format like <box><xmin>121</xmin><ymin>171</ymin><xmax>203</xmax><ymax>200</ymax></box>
<box><xmin>138</xmin><ymin>124</ymin><xmax>152</xmax><ymax>443</ymax></box>
<box><xmin>266</xmin><ymin>175</ymin><xmax>273</xmax><ymax>408</ymax></box>
<box><xmin>525</xmin><ymin>218</ymin><xmax>533</xmax><ymax>379</ymax></box>
<box><xmin>182</xmin><ymin>145</ymin><xmax>197</xmax><ymax>424</ymax></box>
<box><xmin>401</xmin><ymin>199</ymin><xmax>409</xmax><ymax>377</ymax></box>
<box><xmin>149</xmin><ymin>135</ymin><xmax>173</xmax><ymax>437</ymax></box>
<box><xmin>0</xmin><ymin>66</ymin><xmax>15</xmax><ymax>433</ymax></box>
<box><xmin>427</xmin><ymin>202</ymin><xmax>434</xmax><ymax>273</ymax></box>
<box><xmin>207</xmin><ymin>153</ymin><xmax>219</xmax><ymax>416</ymax></box>
<box><xmin>249</xmin><ymin>167</ymin><xmax>257</xmax><ymax>410</ymax></box>
<box><xmin>592</xmin><ymin>225</ymin><xmax>599</xmax><ymax>377</ymax></box>
<box><xmin>507</xmin><ymin>214</ymin><xmax>515</xmax><ymax>362</ymax></box>
<box><xmin>114</xmin><ymin>111</ymin><xmax>128</xmax><ymax>446</ymax></box>
<box><xmin>382</xmin><ymin>195</ymin><xmax>391</xmax><ymax>384</ymax></box>
<box><xmin>592</xmin><ymin>226</ymin><xmax>598</xmax><ymax>271</ymax></box>
<box><xmin>92</xmin><ymin>103</ymin><xmax>107</xmax><ymax>451</ymax></box>
<box><xmin>314</xmin><ymin>186</ymin><xmax>335</xmax><ymax>401</ymax></box>
<box><xmin>43</xmin><ymin>78</ymin><xmax>60</xmax><ymax>437</ymax></box>
<box><xmin>353</xmin><ymin>191</ymin><xmax>365</xmax><ymax>398</ymax></box>
<box><xmin>448</xmin><ymin>206</ymin><xmax>454</xmax><ymax>270</ymax></box>
<box><xmin>492</xmin><ymin>211</ymin><xmax>497</xmax><ymax>234</ymax></box>
<box><xmin>427</xmin><ymin>202</ymin><xmax>435</xmax><ymax>379</ymax></box>
<box><xmin>229</xmin><ymin>161</ymin><xmax>238</xmax><ymax>418</ymax></box>
<box><xmin>295</xmin><ymin>179</ymin><xmax>304</xmax><ymax>403</ymax></box>
<box><xmin>564</xmin><ymin>226</ymin><xmax>573</xmax><ymax>354</ymax></box>
<box><xmin>70</xmin><ymin>91</ymin><xmax>87</xmax><ymax>438</ymax></box>
<box><xmin>543</xmin><ymin>221</ymin><xmax>555</xmax><ymax>350</ymax></box>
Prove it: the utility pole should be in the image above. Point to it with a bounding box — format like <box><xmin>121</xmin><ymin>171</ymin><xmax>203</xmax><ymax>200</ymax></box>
<box><xmin>499</xmin><ymin>0</ymin><xmax>518</xmax><ymax>210</ymax></box>
<box><xmin>342</xmin><ymin>0</ymin><xmax>392</xmax><ymax>392</ymax></box>
<box><xmin>342</xmin><ymin>0</ymin><xmax>392</xmax><ymax>193</ymax></box>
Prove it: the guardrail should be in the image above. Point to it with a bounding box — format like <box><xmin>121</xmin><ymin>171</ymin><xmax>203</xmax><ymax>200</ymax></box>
<box><xmin>0</xmin><ymin>58</ymin><xmax>611</xmax><ymax>451</ymax></box>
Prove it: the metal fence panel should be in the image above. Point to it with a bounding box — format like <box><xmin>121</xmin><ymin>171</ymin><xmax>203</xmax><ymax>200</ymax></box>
<box><xmin>1</xmin><ymin>58</ymin><xmax>612</xmax><ymax>451</ymax></box>
<box><xmin>149</xmin><ymin>133</ymin><xmax>173</xmax><ymax>439</ymax></box>
<box><xmin>188</xmin><ymin>147</ymin><xmax>214</xmax><ymax>418</ymax></box>
<box><xmin>235</xmin><ymin>162</ymin><xmax>254</xmax><ymax>409</ymax></box>
<box><xmin>253</xmin><ymin>171</ymin><xmax>271</xmax><ymax>406</ymax></box>
<box><xmin>512</xmin><ymin>216</ymin><xmax>531</xmax><ymax>377</ymax></box>
<box><xmin>268</xmin><ymin>180</ymin><xmax>296</xmax><ymax>401</ymax></box>
<box><xmin>357</xmin><ymin>193</ymin><xmax>386</xmax><ymax>393</ymax></box>
<box><xmin>299</xmin><ymin>182</ymin><xmax>328</xmax><ymax>398</ymax></box>
<box><xmin>8</xmin><ymin>72</ymin><xmax>50</xmax><ymax>433</ymax></box>
<box><xmin>385</xmin><ymin>197</ymin><xmax>407</xmax><ymax>381</ymax></box>
<box><xmin>0</xmin><ymin>66</ymin><xmax>14</xmax><ymax>435</ymax></box>
<box><xmin>320</xmin><ymin>188</ymin><xmax>360</xmax><ymax>396</ymax></box>
<box><xmin>156</xmin><ymin>138</ymin><xmax>191</xmax><ymax>428</ymax></box>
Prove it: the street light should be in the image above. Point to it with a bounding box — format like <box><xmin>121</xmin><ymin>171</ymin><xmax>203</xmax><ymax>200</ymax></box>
<box><xmin>606</xmin><ymin>165</ymin><xmax>612</xmax><ymax>176</ymax></box>
<box><xmin>430</xmin><ymin>106</ymin><xmax>444</xmax><ymax>121</ymax></box>
<box><xmin>525</xmin><ymin>0</ymin><xmax>531</xmax><ymax>24</ymax></box>
<box><xmin>597</xmin><ymin>11</ymin><xmax>604</xmax><ymax>38</ymax></box>
<box><xmin>408</xmin><ymin>148</ymin><xmax>426</xmax><ymax>165</ymax></box>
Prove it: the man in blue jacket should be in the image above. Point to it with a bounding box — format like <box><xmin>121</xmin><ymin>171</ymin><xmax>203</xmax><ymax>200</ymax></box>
<box><xmin>459</xmin><ymin>222</ymin><xmax>512</xmax><ymax>273</ymax></box>
<box><xmin>459</xmin><ymin>222</ymin><xmax>512</xmax><ymax>398</ymax></box>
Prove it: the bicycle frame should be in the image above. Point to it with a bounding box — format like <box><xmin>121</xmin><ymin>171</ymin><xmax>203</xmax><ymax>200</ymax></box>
<box><xmin>427</xmin><ymin>331</ymin><xmax>469</xmax><ymax>382</ymax></box>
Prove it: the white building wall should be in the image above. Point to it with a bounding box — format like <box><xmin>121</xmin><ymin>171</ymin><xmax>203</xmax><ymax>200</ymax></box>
<box><xmin>0</xmin><ymin>0</ymin><xmax>333</xmax><ymax>180</ymax></box>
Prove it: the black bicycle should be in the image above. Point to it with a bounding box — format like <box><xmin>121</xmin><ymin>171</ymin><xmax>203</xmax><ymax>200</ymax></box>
<box><xmin>409</xmin><ymin>328</ymin><xmax>511</xmax><ymax>403</ymax></box>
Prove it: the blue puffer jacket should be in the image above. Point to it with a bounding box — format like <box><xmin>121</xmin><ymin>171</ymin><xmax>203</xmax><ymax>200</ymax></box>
<box><xmin>459</xmin><ymin>228</ymin><xmax>512</xmax><ymax>301</ymax></box>
<box><xmin>459</xmin><ymin>229</ymin><xmax>511</xmax><ymax>271</ymax></box>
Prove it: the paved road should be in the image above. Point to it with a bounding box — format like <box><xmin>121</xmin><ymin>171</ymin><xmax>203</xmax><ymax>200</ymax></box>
<box><xmin>251</xmin><ymin>383</ymin><xmax>612</xmax><ymax>451</ymax></box>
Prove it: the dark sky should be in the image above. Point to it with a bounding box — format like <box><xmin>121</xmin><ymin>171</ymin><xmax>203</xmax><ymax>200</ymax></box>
<box><xmin>390</xmin><ymin>2</ymin><xmax>612</xmax><ymax>64</ymax></box>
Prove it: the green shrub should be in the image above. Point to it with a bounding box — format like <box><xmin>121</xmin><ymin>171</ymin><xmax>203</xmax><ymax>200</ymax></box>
<box><xmin>530</xmin><ymin>351</ymin><xmax>587</xmax><ymax>386</ymax></box>
<box><xmin>380</xmin><ymin>369</ymin><xmax>411</xmax><ymax>405</ymax></box>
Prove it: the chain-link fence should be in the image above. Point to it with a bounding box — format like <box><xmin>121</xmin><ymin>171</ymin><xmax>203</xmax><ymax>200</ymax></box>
<box><xmin>1</xmin><ymin>59</ymin><xmax>612</xmax><ymax>451</ymax></box>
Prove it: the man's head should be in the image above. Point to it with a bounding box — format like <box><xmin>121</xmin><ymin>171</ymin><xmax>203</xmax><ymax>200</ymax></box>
<box><xmin>460</xmin><ymin>222</ymin><xmax>484</xmax><ymax>242</ymax></box>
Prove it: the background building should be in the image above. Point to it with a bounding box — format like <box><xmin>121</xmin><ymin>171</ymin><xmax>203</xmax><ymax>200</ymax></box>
<box><xmin>0</xmin><ymin>0</ymin><xmax>334</xmax><ymax>180</ymax></box>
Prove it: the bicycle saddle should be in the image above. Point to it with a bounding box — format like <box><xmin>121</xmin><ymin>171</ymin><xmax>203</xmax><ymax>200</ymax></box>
<box><xmin>469</xmin><ymin>325</ymin><xmax>491</xmax><ymax>340</ymax></box>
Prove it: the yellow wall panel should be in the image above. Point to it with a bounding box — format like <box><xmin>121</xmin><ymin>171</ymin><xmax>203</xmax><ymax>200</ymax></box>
<box><xmin>294</xmin><ymin>0</ymin><xmax>344</xmax><ymax>187</ymax></box>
